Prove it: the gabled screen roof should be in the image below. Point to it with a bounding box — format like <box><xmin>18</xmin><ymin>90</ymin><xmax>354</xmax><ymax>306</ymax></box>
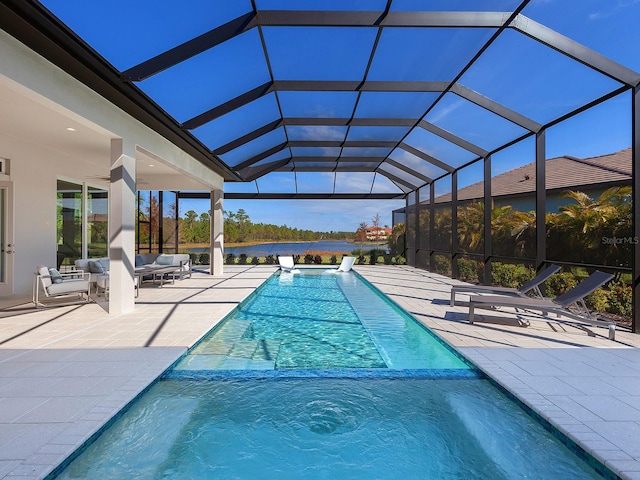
<box><xmin>8</xmin><ymin>0</ymin><xmax>640</xmax><ymax>199</ymax></box>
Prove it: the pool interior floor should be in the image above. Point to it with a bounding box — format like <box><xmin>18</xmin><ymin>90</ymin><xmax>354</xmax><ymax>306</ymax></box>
<box><xmin>0</xmin><ymin>264</ymin><xmax>639</xmax><ymax>479</ymax></box>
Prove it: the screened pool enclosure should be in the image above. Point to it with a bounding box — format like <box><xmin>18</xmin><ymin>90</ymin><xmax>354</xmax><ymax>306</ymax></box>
<box><xmin>2</xmin><ymin>0</ymin><xmax>639</xmax><ymax>331</ymax></box>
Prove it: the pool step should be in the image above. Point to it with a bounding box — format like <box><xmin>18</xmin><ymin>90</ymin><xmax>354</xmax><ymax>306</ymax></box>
<box><xmin>228</xmin><ymin>339</ymin><xmax>281</xmax><ymax>361</ymax></box>
<box><xmin>213</xmin><ymin>319</ymin><xmax>252</xmax><ymax>342</ymax></box>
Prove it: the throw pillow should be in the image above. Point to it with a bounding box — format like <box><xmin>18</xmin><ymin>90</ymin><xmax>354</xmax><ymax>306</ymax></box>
<box><xmin>88</xmin><ymin>260</ymin><xmax>105</xmax><ymax>273</ymax></box>
<box><xmin>156</xmin><ymin>255</ymin><xmax>173</xmax><ymax>266</ymax></box>
<box><xmin>99</xmin><ymin>258</ymin><xmax>110</xmax><ymax>271</ymax></box>
<box><xmin>48</xmin><ymin>268</ymin><xmax>63</xmax><ymax>284</ymax></box>
<box><xmin>135</xmin><ymin>255</ymin><xmax>144</xmax><ymax>267</ymax></box>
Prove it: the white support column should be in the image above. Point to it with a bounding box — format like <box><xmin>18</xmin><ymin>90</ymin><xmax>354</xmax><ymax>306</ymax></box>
<box><xmin>108</xmin><ymin>139</ymin><xmax>136</xmax><ymax>314</ymax></box>
<box><xmin>210</xmin><ymin>189</ymin><xmax>224</xmax><ymax>276</ymax></box>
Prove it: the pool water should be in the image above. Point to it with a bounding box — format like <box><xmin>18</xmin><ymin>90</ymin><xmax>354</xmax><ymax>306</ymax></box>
<box><xmin>49</xmin><ymin>270</ymin><xmax>612</xmax><ymax>479</ymax></box>
<box><xmin>174</xmin><ymin>270</ymin><xmax>469</xmax><ymax>371</ymax></box>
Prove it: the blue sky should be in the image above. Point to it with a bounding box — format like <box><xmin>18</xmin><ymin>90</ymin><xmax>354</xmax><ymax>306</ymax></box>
<box><xmin>41</xmin><ymin>0</ymin><xmax>640</xmax><ymax>232</ymax></box>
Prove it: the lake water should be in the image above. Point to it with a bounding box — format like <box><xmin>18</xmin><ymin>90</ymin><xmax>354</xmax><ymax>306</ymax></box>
<box><xmin>187</xmin><ymin>240</ymin><xmax>384</xmax><ymax>256</ymax></box>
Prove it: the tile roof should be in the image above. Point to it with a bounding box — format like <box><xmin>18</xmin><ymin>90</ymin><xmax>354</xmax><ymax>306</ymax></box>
<box><xmin>433</xmin><ymin>148</ymin><xmax>631</xmax><ymax>203</ymax></box>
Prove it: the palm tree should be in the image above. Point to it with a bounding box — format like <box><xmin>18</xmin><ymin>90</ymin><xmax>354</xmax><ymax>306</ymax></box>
<box><xmin>552</xmin><ymin>186</ymin><xmax>631</xmax><ymax>266</ymax></box>
<box><xmin>457</xmin><ymin>201</ymin><xmax>484</xmax><ymax>253</ymax></box>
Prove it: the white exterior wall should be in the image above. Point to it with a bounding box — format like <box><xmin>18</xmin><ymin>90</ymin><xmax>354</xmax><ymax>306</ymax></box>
<box><xmin>0</xmin><ymin>30</ymin><xmax>224</xmax><ymax>297</ymax></box>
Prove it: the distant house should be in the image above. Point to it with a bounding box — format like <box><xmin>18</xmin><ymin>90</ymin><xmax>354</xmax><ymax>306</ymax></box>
<box><xmin>437</xmin><ymin>148</ymin><xmax>632</xmax><ymax>212</ymax></box>
<box><xmin>366</xmin><ymin>226</ymin><xmax>392</xmax><ymax>241</ymax></box>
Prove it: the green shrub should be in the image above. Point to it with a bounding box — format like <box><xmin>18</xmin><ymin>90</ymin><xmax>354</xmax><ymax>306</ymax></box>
<box><xmin>189</xmin><ymin>253</ymin><xmax>199</xmax><ymax>265</ymax></box>
<box><xmin>265</xmin><ymin>255</ymin><xmax>276</xmax><ymax>265</ymax></box>
<box><xmin>198</xmin><ymin>252</ymin><xmax>210</xmax><ymax>265</ymax></box>
<box><xmin>384</xmin><ymin>253</ymin><xmax>392</xmax><ymax>265</ymax></box>
<box><xmin>433</xmin><ymin>255</ymin><xmax>451</xmax><ymax>276</ymax></box>
<box><xmin>357</xmin><ymin>255</ymin><xmax>366</xmax><ymax>265</ymax></box>
<box><xmin>225</xmin><ymin>253</ymin><xmax>235</xmax><ymax>265</ymax></box>
<box><xmin>457</xmin><ymin>258</ymin><xmax>482</xmax><ymax>283</ymax></box>
<box><xmin>238</xmin><ymin>253</ymin><xmax>248</xmax><ymax>265</ymax></box>
<box><xmin>330</xmin><ymin>255</ymin><xmax>337</xmax><ymax>265</ymax></box>
<box><xmin>607</xmin><ymin>280</ymin><xmax>632</xmax><ymax>318</ymax></box>
<box><xmin>251</xmin><ymin>256</ymin><xmax>259</xmax><ymax>265</ymax></box>
<box><xmin>545</xmin><ymin>271</ymin><xmax>579</xmax><ymax>296</ymax></box>
<box><xmin>490</xmin><ymin>262</ymin><xmax>535</xmax><ymax>289</ymax></box>
<box><xmin>585</xmin><ymin>288</ymin><xmax>610</xmax><ymax>314</ymax></box>
<box><xmin>304</xmin><ymin>254</ymin><xmax>314</xmax><ymax>264</ymax></box>
<box><xmin>314</xmin><ymin>255</ymin><xmax>322</xmax><ymax>264</ymax></box>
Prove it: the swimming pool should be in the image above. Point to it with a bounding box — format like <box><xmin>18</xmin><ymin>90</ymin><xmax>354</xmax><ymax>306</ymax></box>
<box><xmin>174</xmin><ymin>270</ymin><xmax>469</xmax><ymax>371</ymax></box>
<box><xmin>49</xmin><ymin>270</ymin><xmax>613</xmax><ymax>479</ymax></box>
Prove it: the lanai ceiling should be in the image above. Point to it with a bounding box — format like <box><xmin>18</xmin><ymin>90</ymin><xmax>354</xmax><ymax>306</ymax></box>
<box><xmin>2</xmin><ymin>0</ymin><xmax>639</xmax><ymax>199</ymax></box>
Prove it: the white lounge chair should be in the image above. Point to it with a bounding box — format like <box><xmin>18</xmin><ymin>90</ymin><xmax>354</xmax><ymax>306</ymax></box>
<box><xmin>450</xmin><ymin>264</ymin><xmax>561</xmax><ymax>306</ymax></box>
<box><xmin>33</xmin><ymin>265</ymin><xmax>91</xmax><ymax>308</ymax></box>
<box><xmin>278</xmin><ymin>255</ymin><xmax>300</xmax><ymax>273</ymax></box>
<box><xmin>328</xmin><ymin>256</ymin><xmax>356</xmax><ymax>273</ymax></box>
<box><xmin>468</xmin><ymin>270</ymin><xmax>616</xmax><ymax>340</ymax></box>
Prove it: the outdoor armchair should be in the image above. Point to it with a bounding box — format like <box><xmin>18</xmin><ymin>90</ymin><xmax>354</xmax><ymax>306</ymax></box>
<box><xmin>33</xmin><ymin>265</ymin><xmax>91</xmax><ymax>308</ymax></box>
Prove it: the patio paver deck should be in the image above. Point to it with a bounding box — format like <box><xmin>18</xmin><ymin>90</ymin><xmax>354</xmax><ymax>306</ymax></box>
<box><xmin>0</xmin><ymin>264</ymin><xmax>638</xmax><ymax>479</ymax></box>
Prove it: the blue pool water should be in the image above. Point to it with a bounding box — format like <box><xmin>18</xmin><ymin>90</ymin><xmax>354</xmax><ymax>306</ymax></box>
<box><xmin>174</xmin><ymin>271</ymin><xmax>468</xmax><ymax>371</ymax></box>
<box><xmin>50</xmin><ymin>271</ymin><xmax>611</xmax><ymax>479</ymax></box>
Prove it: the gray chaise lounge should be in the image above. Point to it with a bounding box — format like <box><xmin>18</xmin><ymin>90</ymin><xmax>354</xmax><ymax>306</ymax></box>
<box><xmin>468</xmin><ymin>270</ymin><xmax>616</xmax><ymax>340</ymax></box>
<box><xmin>451</xmin><ymin>264</ymin><xmax>561</xmax><ymax>307</ymax></box>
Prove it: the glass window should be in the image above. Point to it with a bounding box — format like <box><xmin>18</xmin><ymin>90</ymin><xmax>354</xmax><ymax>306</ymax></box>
<box><xmin>56</xmin><ymin>180</ymin><xmax>82</xmax><ymax>266</ymax></box>
<box><xmin>263</xmin><ymin>27</ymin><xmax>377</xmax><ymax>80</ymax></box>
<box><xmin>138</xmin><ymin>30</ymin><xmax>270</xmax><ymax>123</ymax></box>
<box><xmin>369</xmin><ymin>28</ymin><xmax>496</xmax><ymax>81</ymax></box>
<box><xmin>162</xmin><ymin>191</ymin><xmax>178</xmax><ymax>254</ymax></box>
<box><xmin>136</xmin><ymin>191</ymin><xmax>151</xmax><ymax>254</ymax></box>
<box><xmin>372</xmin><ymin>173</ymin><xmax>404</xmax><ymax>194</ymax></box>
<box><xmin>87</xmin><ymin>186</ymin><xmax>108</xmax><ymax>258</ymax></box>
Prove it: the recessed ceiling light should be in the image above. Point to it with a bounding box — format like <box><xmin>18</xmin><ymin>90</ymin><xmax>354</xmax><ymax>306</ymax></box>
<box><xmin>66</xmin><ymin>127</ymin><xmax>76</xmax><ymax>132</ymax></box>
<box><xmin>148</xmin><ymin>164</ymin><xmax>155</xmax><ymax>167</ymax></box>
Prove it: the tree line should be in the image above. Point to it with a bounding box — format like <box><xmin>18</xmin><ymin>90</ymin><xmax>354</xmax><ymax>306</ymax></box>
<box><xmin>180</xmin><ymin>208</ymin><xmax>354</xmax><ymax>244</ymax></box>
